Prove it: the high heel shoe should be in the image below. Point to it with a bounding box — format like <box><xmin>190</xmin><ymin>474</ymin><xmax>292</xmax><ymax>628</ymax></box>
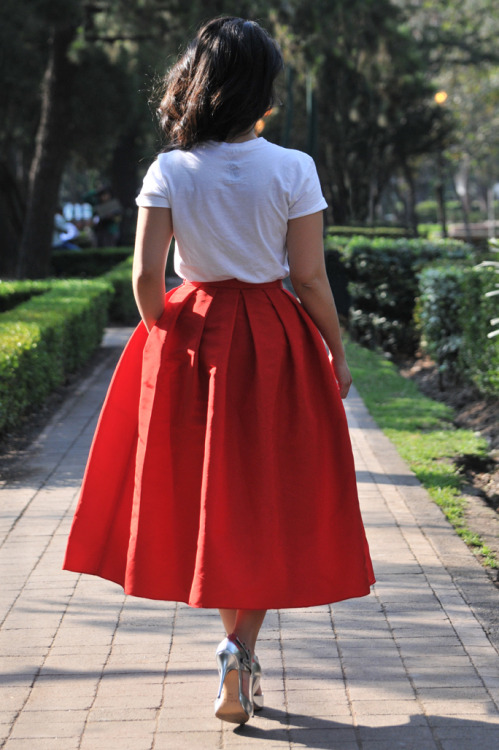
<box><xmin>252</xmin><ymin>654</ymin><xmax>264</xmax><ymax>711</ymax></box>
<box><xmin>214</xmin><ymin>633</ymin><xmax>253</xmax><ymax>724</ymax></box>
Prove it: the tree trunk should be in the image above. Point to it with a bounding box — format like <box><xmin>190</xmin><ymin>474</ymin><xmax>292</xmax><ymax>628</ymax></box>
<box><xmin>17</xmin><ymin>25</ymin><xmax>76</xmax><ymax>279</ymax></box>
<box><xmin>435</xmin><ymin>152</ymin><xmax>448</xmax><ymax>239</ymax></box>
<box><xmin>109</xmin><ymin>124</ymin><xmax>141</xmax><ymax>246</ymax></box>
<box><xmin>325</xmin><ymin>147</ymin><xmax>350</xmax><ymax>226</ymax></box>
<box><xmin>402</xmin><ymin>162</ymin><xmax>419</xmax><ymax>237</ymax></box>
<box><xmin>0</xmin><ymin>161</ymin><xmax>25</xmax><ymax>277</ymax></box>
<box><xmin>453</xmin><ymin>157</ymin><xmax>471</xmax><ymax>241</ymax></box>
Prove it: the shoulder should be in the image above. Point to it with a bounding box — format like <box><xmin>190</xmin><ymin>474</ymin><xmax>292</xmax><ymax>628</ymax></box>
<box><xmin>155</xmin><ymin>149</ymin><xmax>188</xmax><ymax>168</ymax></box>
<box><xmin>259</xmin><ymin>141</ymin><xmax>316</xmax><ymax>174</ymax></box>
<box><xmin>265</xmin><ymin>141</ymin><xmax>314</xmax><ymax>167</ymax></box>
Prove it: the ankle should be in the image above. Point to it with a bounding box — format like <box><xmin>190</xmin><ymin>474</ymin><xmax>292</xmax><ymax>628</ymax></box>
<box><xmin>228</xmin><ymin>632</ymin><xmax>255</xmax><ymax>657</ymax></box>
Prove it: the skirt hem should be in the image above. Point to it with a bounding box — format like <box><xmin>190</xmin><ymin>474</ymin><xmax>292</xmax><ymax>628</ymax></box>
<box><xmin>62</xmin><ymin>564</ymin><xmax>375</xmax><ymax>609</ymax></box>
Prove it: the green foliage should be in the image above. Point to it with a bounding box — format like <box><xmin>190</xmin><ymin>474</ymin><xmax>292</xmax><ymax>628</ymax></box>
<box><xmin>50</xmin><ymin>247</ymin><xmax>133</xmax><ymax>278</ymax></box>
<box><xmin>459</xmin><ymin>265</ymin><xmax>499</xmax><ymax>395</ymax></box>
<box><xmin>417</xmin><ymin>265</ymin><xmax>466</xmax><ymax>382</ymax></box>
<box><xmin>343</xmin><ymin>237</ymin><xmax>473</xmax><ymax>354</ymax></box>
<box><xmin>418</xmin><ymin>264</ymin><xmax>499</xmax><ymax>396</ymax></box>
<box><xmin>345</xmin><ymin>336</ymin><xmax>496</xmax><ymax>568</ymax></box>
<box><xmin>0</xmin><ymin>280</ymin><xmax>52</xmax><ymax>312</ymax></box>
<box><xmin>416</xmin><ymin>200</ymin><xmax>439</xmax><ymax>223</ymax></box>
<box><xmin>0</xmin><ymin>251</ymin><xmax>139</xmax><ymax>436</ymax></box>
<box><xmin>325</xmin><ymin>227</ymin><xmax>409</xmax><ymax>239</ymax></box>
<box><xmin>416</xmin><ymin>200</ymin><xmax>497</xmax><ymax>225</ymax></box>
<box><xmin>417</xmin><ymin>224</ymin><xmax>442</xmax><ymax>240</ymax></box>
<box><xmin>68</xmin><ymin>45</ymin><xmax>137</xmax><ymax>169</ymax></box>
<box><xmin>275</xmin><ymin>0</ymin><xmax>454</xmax><ymax>224</ymax></box>
<box><xmin>324</xmin><ymin>236</ymin><xmax>352</xmax><ymax>253</ymax></box>
<box><xmin>103</xmin><ymin>256</ymin><xmax>139</xmax><ymax>324</ymax></box>
<box><xmin>0</xmin><ymin>279</ymin><xmax>112</xmax><ymax>434</ymax></box>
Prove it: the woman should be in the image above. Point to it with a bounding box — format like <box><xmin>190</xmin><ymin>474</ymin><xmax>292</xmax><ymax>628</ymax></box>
<box><xmin>63</xmin><ymin>17</ymin><xmax>375</xmax><ymax>725</ymax></box>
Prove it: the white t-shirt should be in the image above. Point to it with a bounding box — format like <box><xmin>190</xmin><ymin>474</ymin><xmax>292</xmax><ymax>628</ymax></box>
<box><xmin>136</xmin><ymin>137</ymin><xmax>327</xmax><ymax>283</ymax></box>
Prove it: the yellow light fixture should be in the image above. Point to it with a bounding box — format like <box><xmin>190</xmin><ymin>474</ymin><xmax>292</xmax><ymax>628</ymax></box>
<box><xmin>434</xmin><ymin>90</ymin><xmax>448</xmax><ymax>105</ymax></box>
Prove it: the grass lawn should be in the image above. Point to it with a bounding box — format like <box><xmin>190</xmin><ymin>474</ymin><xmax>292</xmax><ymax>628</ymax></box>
<box><xmin>345</xmin><ymin>337</ymin><xmax>498</xmax><ymax>569</ymax></box>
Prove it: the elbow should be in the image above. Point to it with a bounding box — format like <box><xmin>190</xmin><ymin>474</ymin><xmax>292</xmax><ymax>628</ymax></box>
<box><xmin>289</xmin><ymin>270</ymin><xmax>324</xmax><ymax>294</ymax></box>
<box><xmin>132</xmin><ymin>264</ymin><xmax>157</xmax><ymax>288</ymax></box>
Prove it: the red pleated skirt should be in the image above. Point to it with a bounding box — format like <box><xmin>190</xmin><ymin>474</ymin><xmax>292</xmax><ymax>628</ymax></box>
<box><xmin>63</xmin><ymin>279</ymin><xmax>375</xmax><ymax>608</ymax></box>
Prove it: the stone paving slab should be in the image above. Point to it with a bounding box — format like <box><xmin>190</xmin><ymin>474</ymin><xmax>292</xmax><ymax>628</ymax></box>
<box><xmin>1</xmin><ymin>326</ymin><xmax>499</xmax><ymax>749</ymax></box>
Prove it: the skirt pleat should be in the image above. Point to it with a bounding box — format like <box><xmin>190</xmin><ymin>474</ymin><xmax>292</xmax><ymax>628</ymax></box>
<box><xmin>63</xmin><ymin>279</ymin><xmax>375</xmax><ymax>608</ymax></box>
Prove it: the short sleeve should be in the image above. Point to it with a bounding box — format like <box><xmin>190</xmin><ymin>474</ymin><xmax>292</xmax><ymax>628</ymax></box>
<box><xmin>288</xmin><ymin>157</ymin><xmax>328</xmax><ymax>219</ymax></box>
<box><xmin>136</xmin><ymin>157</ymin><xmax>171</xmax><ymax>208</ymax></box>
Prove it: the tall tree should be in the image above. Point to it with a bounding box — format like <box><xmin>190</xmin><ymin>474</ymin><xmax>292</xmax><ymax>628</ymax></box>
<box><xmin>273</xmin><ymin>0</ymin><xmax>452</xmax><ymax>225</ymax></box>
<box><xmin>2</xmin><ymin>0</ymin><xmax>178</xmax><ymax>278</ymax></box>
<box><xmin>397</xmin><ymin>0</ymin><xmax>499</xmax><ymax>228</ymax></box>
<box><xmin>0</xmin><ymin>0</ymin><xmax>49</xmax><ymax>275</ymax></box>
<box><xmin>17</xmin><ymin>19</ymin><xmax>79</xmax><ymax>277</ymax></box>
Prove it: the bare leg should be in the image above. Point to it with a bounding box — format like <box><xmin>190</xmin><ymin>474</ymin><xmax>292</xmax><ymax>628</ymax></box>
<box><xmin>232</xmin><ymin>609</ymin><xmax>267</xmax><ymax>654</ymax></box>
<box><xmin>218</xmin><ymin>609</ymin><xmax>266</xmax><ymax>654</ymax></box>
<box><xmin>219</xmin><ymin>608</ymin><xmax>237</xmax><ymax>637</ymax></box>
<box><xmin>218</xmin><ymin>608</ymin><xmax>266</xmax><ymax>701</ymax></box>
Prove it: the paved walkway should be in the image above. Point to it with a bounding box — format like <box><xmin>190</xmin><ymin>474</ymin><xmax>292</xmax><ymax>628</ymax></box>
<box><xmin>1</xmin><ymin>327</ymin><xmax>499</xmax><ymax>750</ymax></box>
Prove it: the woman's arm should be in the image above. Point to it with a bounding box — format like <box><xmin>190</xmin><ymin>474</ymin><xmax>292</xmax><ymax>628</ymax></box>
<box><xmin>133</xmin><ymin>206</ymin><xmax>174</xmax><ymax>331</ymax></box>
<box><xmin>287</xmin><ymin>211</ymin><xmax>352</xmax><ymax>398</ymax></box>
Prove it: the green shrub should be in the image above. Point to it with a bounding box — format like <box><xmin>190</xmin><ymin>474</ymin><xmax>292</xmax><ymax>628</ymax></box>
<box><xmin>445</xmin><ymin>199</ymin><xmax>491</xmax><ymax>224</ymax></box>
<box><xmin>416</xmin><ymin>200</ymin><xmax>439</xmax><ymax>223</ymax></box>
<box><xmin>0</xmin><ymin>250</ymin><xmax>140</xmax><ymax>437</ymax></box>
<box><xmin>325</xmin><ymin>226</ymin><xmax>409</xmax><ymax>239</ymax></box>
<box><xmin>418</xmin><ymin>265</ymin><xmax>499</xmax><ymax>396</ymax></box>
<box><xmin>418</xmin><ymin>266</ymin><xmax>467</xmax><ymax>383</ymax></box>
<box><xmin>50</xmin><ymin>247</ymin><xmax>133</xmax><ymax>278</ymax></box>
<box><xmin>459</xmin><ymin>265</ymin><xmax>499</xmax><ymax>396</ymax></box>
<box><xmin>324</xmin><ymin>235</ymin><xmax>352</xmax><ymax>251</ymax></box>
<box><xmin>0</xmin><ymin>280</ymin><xmax>52</xmax><ymax>312</ymax></box>
<box><xmin>348</xmin><ymin>309</ymin><xmax>417</xmax><ymax>353</ymax></box>
<box><xmin>344</xmin><ymin>237</ymin><xmax>473</xmax><ymax>354</ymax></box>
<box><xmin>417</xmin><ymin>223</ymin><xmax>444</xmax><ymax>240</ymax></box>
<box><xmin>103</xmin><ymin>256</ymin><xmax>139</xmax><ymax>324</ymax></box>
<box><xmin>0</xmin><ymin>279</ymin><xmax>112</xmax><ymax>433</ymax></box>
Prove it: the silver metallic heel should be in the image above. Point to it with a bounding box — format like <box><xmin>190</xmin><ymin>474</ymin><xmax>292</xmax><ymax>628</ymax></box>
<box><xmin>214</xmin><ymin>634</ymin><xmax>253</xmax><ymax>724</ymax></box>
<box><xmin>252</xmin><ymin>654</ymin><xmax>264</xmax><ymax>711</ymax></box>
<box><xmin>216</xmin><ymin>650</ymin><xmax>233</xmax><ymax>701</ymax></box>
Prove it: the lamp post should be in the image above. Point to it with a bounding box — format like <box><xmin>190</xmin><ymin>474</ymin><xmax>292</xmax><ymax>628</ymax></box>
<box><xmin>434</xmin><ymin>90</ymin><xmax>448</xmax><ymax>238</ymax></box>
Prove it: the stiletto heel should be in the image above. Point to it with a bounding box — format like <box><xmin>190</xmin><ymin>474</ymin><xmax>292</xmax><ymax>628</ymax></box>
<box><xmin>252</xmin><ymin>654</ymin><xmax>264</xmax><ymax>711</ymax></box>
<box><xmin>214</xmin><ymin>634</ymin><xmax>253</xmax><ymax>724</ymax></box>
<box><xmin>216</xmin><ymin>650</ymin><xmax>232</xmax><ymax>701</ymax></box>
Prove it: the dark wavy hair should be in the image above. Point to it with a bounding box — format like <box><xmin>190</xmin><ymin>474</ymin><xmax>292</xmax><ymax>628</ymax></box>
<box><xmin>157</xmin><ymin>17</ymin><xmax>283</xmax><ymax>149</ymax></box>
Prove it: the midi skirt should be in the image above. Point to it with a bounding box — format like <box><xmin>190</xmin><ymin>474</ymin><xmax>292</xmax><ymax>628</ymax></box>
<box><xmin>63</xmin><ymin>279</ymin><xmax>375</xmax><ymax>609</ymax></box>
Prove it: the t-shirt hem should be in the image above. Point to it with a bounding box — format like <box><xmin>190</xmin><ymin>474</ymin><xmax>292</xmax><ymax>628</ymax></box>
<box><xmin>136</xmin><ymin>197</ymin><xmax>171</xmax><ymax>208</ymax></box>
<box><xmin>289</xmin><ymin>198</ymin><xmax>328</xmax><ymax>220</ymax></box>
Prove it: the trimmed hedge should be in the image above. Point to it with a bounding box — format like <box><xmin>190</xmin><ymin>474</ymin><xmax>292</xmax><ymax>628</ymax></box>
<box><xmin>417</xmin><ymin>266</ymin><xmax>466</xmax><ymax>383</ymax></box>
<box><xmin>0</xmin><ymin>280</ymin><xmax>52</xmax><ymax>313</ymax></box>
<box><xmin>419</xmin><ymin>265</ymin><xmax>499</xmax><ymax>396</ymax></box>
<box><xmin>50</xmin><ymin>247</ymin><xmax>133</xmax><ymax>278</ymax></box>
<box><xmin>460</xmin><ymin>266</ymin><xmax>499</xmax><ymax>395</ymax></box>
<box><xmin>325</xmin><ymin>226</ymin><xmax>409</xmax><ymax>239</ymax></box>
<box><xmin>0</xmin><ymin>248</ymin><xmax>141</xmax><ymax>437</ymax></box>
<box><xmin>341</xmin><ymin>238</ymin><xmax>473</xmax><ymax>354</ymax></box>
<box><xmin>0</xmin><ymin>279</ymin><xmax>112</xmax><ymax>433</ymax></box>
<box><xmin>103</xmin><ymin>256</ymin><xmax>139</xmax><ymax>324</ymax></box>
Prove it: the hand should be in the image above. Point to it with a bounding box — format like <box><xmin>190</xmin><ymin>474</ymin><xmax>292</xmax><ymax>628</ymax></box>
<box><xmin>330</xmin><ymin>355</ymin><xmax>352</xmax><ymax>399</ymax></box>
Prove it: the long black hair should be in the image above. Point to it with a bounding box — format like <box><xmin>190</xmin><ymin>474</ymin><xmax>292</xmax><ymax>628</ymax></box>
<box><xmin>158</xmin><ymin>17</ymin><xmax>283</xmax><ymax>149</ymax></box>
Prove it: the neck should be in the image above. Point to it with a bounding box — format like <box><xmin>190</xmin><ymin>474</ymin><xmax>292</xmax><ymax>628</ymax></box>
<box><xmin>226</xmin><ymin>127</ymin><xmax>258</xmax><ymax>143</ymax></box>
